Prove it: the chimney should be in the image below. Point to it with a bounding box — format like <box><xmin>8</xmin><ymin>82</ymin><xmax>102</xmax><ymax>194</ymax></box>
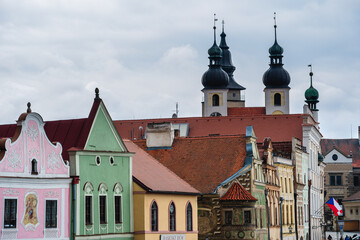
<box><xmin>146</xmin><ymin>122</ymin><xmax>174</xmax><ymax>148</ymax></box>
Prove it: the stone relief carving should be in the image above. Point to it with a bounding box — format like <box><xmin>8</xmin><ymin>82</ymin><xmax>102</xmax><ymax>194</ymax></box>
<box><xmin>27</xmin><ymin>125</ymin><xmax>38</xmax><ymax>142</ymax></box>
<box><xmin>3</xmin><ymin>188</ymin><xmax>20</xmax><ymax>196</ymax></box>
<box><xmin>47</xmin><ymin>151</ymin><xmax>60</xmax><ymax>170</ymax></box>
<box><xmin>44</xmin><ymin>190</ymin><xmax>60</xmax><ymax>197</ymax></box>
<box><xmin>8</xmin><ymin>150</ymin><xmax>22</xmax><ymax>168</ymax></box>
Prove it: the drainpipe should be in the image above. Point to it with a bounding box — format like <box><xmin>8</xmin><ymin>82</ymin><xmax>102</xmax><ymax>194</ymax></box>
<box><xmin>280</xmin><ymin>197</ymin><xmax>284</xmax><ymax>240</ymax></box>
<box><xmin>294</xmin><ymin>192</ymin><xmax>299</xmax><ymax>240</ymax></box>
<box><xmin>265</xmin><ymin>188</ymin><xmax>270</xmax><ymax>240</ymax></box>
<box><xmin>308</xmin><ymin>179</ymin><xmax>312</xmax><ymax>240</ymax></box>
<box><xmin>72</xmin><ymin>176</ymin><xmax>80</xmax><ymax>240</ymax></box>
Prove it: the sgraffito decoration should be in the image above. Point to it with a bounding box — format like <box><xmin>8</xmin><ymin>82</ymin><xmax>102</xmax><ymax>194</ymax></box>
<box><xmin>22</xmin><ymin>192</ymin><xmax>39</xmax><ymax>231</ymax></box>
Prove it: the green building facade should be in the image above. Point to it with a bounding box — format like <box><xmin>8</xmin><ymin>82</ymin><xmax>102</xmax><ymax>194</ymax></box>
<box><xmin>69</xmin><ymin>90</ymin><xmax>134</xmax><ymax>239</ymax></box>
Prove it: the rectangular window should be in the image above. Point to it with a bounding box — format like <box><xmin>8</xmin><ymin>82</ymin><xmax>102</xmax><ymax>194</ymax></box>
<box><xmin>354</xmin><ymin>176</ymin><xmax>359</xmax><ymax>186</ymax></box>
<box><xmin>244</xmin><ymin>210</ymin><xmax>251</xmax><ymax>224</ymax></box>
<box><xmin>330</xmin><ymin>176</ymin><xmax>335</xmax><ymax>186</ymax></box>
<box><xmin>99</xmin><ymin>196</ymin><xmax>107</xmax><ymax>224</ymax></box>
<box><xmin>85</xmin><ymin>196</ymin><xmax>92</xmax><ymax>225</ymax></box>
<box><xmin>114</xmin><ymin>196</ymin><xmax>122</xmax><ymax>224</ymax></box>
<box><xmin>46</xmin><ymin>200</ymin><xmax>57</xmax><ymax>228</ymax></box>
<box><xmin>336</xmin><ymin>176</ymin><xmax>342</xmax><ymax>185</ymax></box>
<box><xmin>4</xmin><ymin>199</ymin><xmax>17</xmax><ymax>228</ymax></box>
<box><xmin>225</xmin><ymin>211</ymin><xmax>232</xmax><ymax>225</ymax></box>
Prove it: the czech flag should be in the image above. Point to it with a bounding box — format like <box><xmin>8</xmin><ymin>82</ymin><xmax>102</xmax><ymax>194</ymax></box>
<box><xmin>326</xmin><ymin>198</ymin><xmax>343</xmax><ymax>216</ymax></box>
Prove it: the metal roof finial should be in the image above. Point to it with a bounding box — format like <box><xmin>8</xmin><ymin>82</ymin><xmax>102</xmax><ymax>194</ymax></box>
<box><xmin>273</xmin><ymin>12</ymin><xmax>278</xmax><ymax>41</ymax></box>
<box><xmin>27</xmin><ymin>102</ymin><xmax>32</xmax><ymax>113</ymax></box>
<box><xmin>308</xmin><ymin>64</ymin><xmax>313</xmax><ymax>86</ymax></box>
<box><xmin>95</xmin><ymin>88</ymin><xmax>100</xmax><ymax>101</ymax></box>
<box><xmin>213</xmin><ymin>13</ymin><xmax>218</xmax><ymax>43</ymax></box>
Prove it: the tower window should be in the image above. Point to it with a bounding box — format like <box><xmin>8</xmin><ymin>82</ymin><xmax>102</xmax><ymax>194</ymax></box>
<box><xmin>31</xmin><ymin>159</ymin><xmax>38</xmax><ymax>175</ymax></box>
<box><xmin>212</xmin><ymin>94</ymin><xmax>220</xmax><ymax>106</ymax></box>
<box><xmin>274</xmin><ymin>93</ymin><xmax>281</xmax><ymax>106</ymax></box>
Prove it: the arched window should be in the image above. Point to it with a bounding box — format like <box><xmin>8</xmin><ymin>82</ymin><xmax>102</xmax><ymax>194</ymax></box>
<box><xmin>98</xmin><ymin>183</ymin><xmax>108</xmax><ymax>224</ymax></box>
<box><xmin>83</xmin><ymin>182</ymin><xmax>94</xmax><ymax>225</ymax></box>
<box><xmin>186</xmin><ymin>203</ymin><xmax>193</xmax><ymax>231</ymax></box>
<box><xmin>212</xmin><ymin>94</ymin><xmax>220</xmax><ymax>106</ymax></box>
<box><xmin>274</xmin><ymin>93</ymin><xmax>281</xmax><ymax>106</ymax></box>
<box><xmin>151</xmin><ymin>201</ymin><xmax>158</xmax><ymax>231</ymax></box>
<box><xmin>114</xmin><ymin>183</ymin><xmax>123</xmax><ymax>224</ymax></box>
<box><xmin>31</xmin><ymin>159</ymin><xmax>38</xmax><ymax>174</ymax></box>
<box><xmin>169</xmin><ymin>202</ymin><xmax>176</xmax><ymax>231</ymax></box>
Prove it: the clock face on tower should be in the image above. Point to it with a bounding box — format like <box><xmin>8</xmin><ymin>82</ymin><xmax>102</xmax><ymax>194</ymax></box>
<box><xmin>210</xmin><ymin>112</ymin><xmax>222</xmax><ymax>117</ymax></box>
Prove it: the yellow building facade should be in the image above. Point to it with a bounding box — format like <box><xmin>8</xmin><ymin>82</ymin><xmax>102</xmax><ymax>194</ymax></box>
<box><xmin>133</xmin><ymin>183</ymin><xmax>198</xmax><ymax>240</ymax></box>
<box><xmin>275</xmin><ymin>157</ymin><xmax>296</xmax><ymax>240</ymax></box>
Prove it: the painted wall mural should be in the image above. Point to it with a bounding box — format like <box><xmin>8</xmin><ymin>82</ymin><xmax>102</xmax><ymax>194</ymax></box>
<box><xmin>22</xmin><ymin>192</ymin><xmax>39</xmax><ymax>230</ymax></box>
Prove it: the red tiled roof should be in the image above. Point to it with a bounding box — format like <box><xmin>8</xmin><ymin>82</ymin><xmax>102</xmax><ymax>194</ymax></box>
<box><xmin>0</xmin><ymin>100</ymin><xmax>101</xmax><ymax>161</ymax></box>
<box><xmin>124</xmin><ymin>140</ymin><xmax>199</xmax><ymax>194</ymax></box>
<box><xmin>133</xmin><ymin>135</ymin><xmax>247</xmax><ymax>194</ymax></box>
<box><xmin>228</xmin><ymin>107</ymin><xmax>266</xmax><ymax>117</ymax></box>
<box><xmin>220</xmin><ymin>182</ymin><xmax>257</xmax><ymax>201</ymax></box>
<box><xmin>321</xmin><ymin>139</ymin><xmax>360</xmax><ymax>168</ymax></box>
<box><xmin>272</xmin><ymin>141</ymin><xmax>292</xmax><ymax>159</ymax></box>
<box><xmin>114</xmin><ymin>114</ymin><xmax>306</xmax><ymax>143</ymax></box>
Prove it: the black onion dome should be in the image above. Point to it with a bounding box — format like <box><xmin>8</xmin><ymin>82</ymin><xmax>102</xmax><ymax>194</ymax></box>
<box><xmin>263</xmin><ymin>65</ymin><xmax>291</xmax><ymax>88</ymax></box>
<box><xmin>202</xmin><ymin>67</ymin><xmax>229</xmax><ymax>89</ymax></box>
<box><xmin>263</xmin><ymin>22</ymin><xmax>290</xmax><ymax>89</ymax></box>
<box><xmin>208</xmin><ymin>42</ymin><xmax>222</xmax><ymax>58</ymax></box>
<box><xmin>202</xmin><ymin>21</ymin><xmax>229</xmax><ymax>90</ymax></box>
<box><xmin>269</xmin><ymin>40</ymin><xmax>283</xmax><ymax>56</ymax></box>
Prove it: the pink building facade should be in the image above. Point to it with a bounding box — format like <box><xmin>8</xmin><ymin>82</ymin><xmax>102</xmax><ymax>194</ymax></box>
<box><xmin>0</xmin><ymin>109</ymin><xmax>71</xmax><ymax>239</ymax></box>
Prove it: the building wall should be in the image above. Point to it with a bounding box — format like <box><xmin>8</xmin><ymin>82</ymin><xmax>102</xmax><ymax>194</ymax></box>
<box><xmin>202</xmin><ymin>89</ymin><xmax>228</xmax><ymax>117</ymax></box>
<box><xmin>71</xmin><ymin>102</ymin><xmax>134</xmax><ymax>240</ymax></box>
<box><xmin>275</xmin><ymin>158</ymin><xmax>295</xmax><ymax>240</ymax></box>
<box><xmin>302</xmin><ymin>151</ymin><xmax>309</xmax><ymax>240</ymax></box>
<box><xmin>0</xmin><ymin>112</ymin><xmax>71</xmax><ymax>239</ymax></box>
<box><xmin>264</xmin><ymin>89</ymin><xmax>290</xmax><ymax>115</ymax></box>
<box><xmin>133</xmin><ymin>183</ymin><xmax>198</xmax><ymax>240</ymax></box>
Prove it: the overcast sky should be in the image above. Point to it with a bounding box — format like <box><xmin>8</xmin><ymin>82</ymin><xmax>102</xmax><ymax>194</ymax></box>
<box><xmin>0</xmin><ymin>0</ymin><xmax>359</xmax><ymax>139</ymax></box>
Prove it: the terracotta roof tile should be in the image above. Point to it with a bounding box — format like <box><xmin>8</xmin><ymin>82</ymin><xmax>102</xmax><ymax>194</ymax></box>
<box><xmin>0</xmin><ymin>99</ymin><xmax>102</xmax><ymax>161</ymax></box>
<box><xmin>113</xmin><ymin>114</ymin><xmax>305</xmax><ymax>143</ymax></box>
<box><xmin>220</xmin><ymin>182</ymin><xmax>257</xmax><ymax>201</ymax></box>
<box><xmin>124</xmin><ymin>140</ymin><xmax>199</xmax><ymax>194</ymax></box>
<box><xmin>228</xmin><ymin>107</ymin><xmax>266</xmax><ymax>116</ymax></box>
<box><xmin>321</xmin><ymin>139</ymin><xmax>360</xmax><ymax>168</ymax></box>
<box><xmin>133</xmin><ymin>135</ymin><xmax>247</xmax><ymax>194</ymax></box>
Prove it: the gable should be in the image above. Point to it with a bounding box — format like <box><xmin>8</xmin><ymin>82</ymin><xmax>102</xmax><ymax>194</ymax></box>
<box><xmin>84</xmin><ymin>102</ymin><xmax>126</xmax><ymax>152</ymax></box>
<box><xmin>0</xmin><ymin>112</ymin><xmax>69</xmax><ymax>177</ymax></box>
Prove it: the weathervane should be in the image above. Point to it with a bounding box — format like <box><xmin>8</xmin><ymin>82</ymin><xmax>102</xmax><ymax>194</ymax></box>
<box><xmin>273</xmin><ymin>12</ymin><xmax>278</xmax><ymax>41</ymax></box>
<box><xmin>222</xmin><ymin>20</ymin><xmax>225</xmax><ymax>32</ymax></box>
<box><xmin>213</xmin><ymin>13</ymin><xmax>218</xmax><ymax>42</ymax></box>
<box><xmin>308</xmin><ymin>64</ymin><xmax>313</xmax><ymax>86</ymax></box>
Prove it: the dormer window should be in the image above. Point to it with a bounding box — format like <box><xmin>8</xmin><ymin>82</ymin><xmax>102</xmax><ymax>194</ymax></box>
<box><xmin>31</xmin><ymin>159</ymin><xmax>38</xmax><ymax>175</ymax></box>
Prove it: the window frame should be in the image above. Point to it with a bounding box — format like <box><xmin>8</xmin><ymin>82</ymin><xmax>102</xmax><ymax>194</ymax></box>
<box><xmin>274</xmin><ymin>93</ymin><xmax>281</xmax><ymax>106</ymax></box>
<box><xmin>45</xmin><ymin>199</ymin><xmax>58</xmax><ymax>228</ymax></box>
<box><xmin>99</xmin><ymin>195</ymin><xmax>107</xmax><ymax>224</ymax></box>
<box><xmin>186</xmin><ymin>202</ymin><xmax>193</xmax><ymax>231</ymax></box>
<box><xmin>151</xmin><ymin>201</ymin><xmax>159</xmax><ymax>232</ymax></box>
<box><xmin>244</xmin><ymin>210</ymin><xmax>251</xmax><ymax>225</ymax></box>
<box><xmin>224</xmin><ymin>210</ymin><xmax>233</xmax><ymax>225</ymax></box>
<box><xmin>85</xmin><ymin>195</ymin><xmax>93</xmax><ymax>225</ymax></box>
<box><xmin>114</xmin><ymin>195</ymin><xmax>122</xmax><ymax>224</ymax></box>
<box><xmin>212</xmin><ymin>94</ymin><xmax>220</xmax><ymax>106</ymax></box>
<box><xmin>169</xmin><ymin>202</ymin><xmax>176</xmax><ymax>231</ymax></box>
<box><xmin>4</xmin><ymin>198</ymin><xmax>17</xmax><ymax>229</ymax></box>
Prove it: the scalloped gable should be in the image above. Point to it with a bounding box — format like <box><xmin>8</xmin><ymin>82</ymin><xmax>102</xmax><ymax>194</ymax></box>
<box><xmin>0</xmin><ymin>112</ymin><xmax>69</xmax><ymax>177</ymax></box>
<box><xmin>84</xmin><ymin>100</ymin><xmax>127</xmax><ymax>152</ymax></box>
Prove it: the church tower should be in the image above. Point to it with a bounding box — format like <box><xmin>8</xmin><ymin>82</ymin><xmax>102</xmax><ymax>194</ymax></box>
<box><xmin>202</xmin><ymin>16</ymin><xmax>229</xmax><ymax>117</ymax></box>
<box><xmin>305</xmin><ymin>65</ymin><xmax>319</xmax><ymax>121</ymax></box>
<box><xmin>219</xmin><ymin>21</ymin><xmax>246</xmax><ymax>108</ymax></box>
<box><xmin>263</xmin><ymin>13</ymin><xmax>291</xmax><ymax>115</ymax></box>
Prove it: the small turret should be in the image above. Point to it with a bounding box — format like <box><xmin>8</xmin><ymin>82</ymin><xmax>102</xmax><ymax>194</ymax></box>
<box><xmin>305</xmin><ymin>65</ymin><xmax>319</xmax><ymax>111</ymax></box>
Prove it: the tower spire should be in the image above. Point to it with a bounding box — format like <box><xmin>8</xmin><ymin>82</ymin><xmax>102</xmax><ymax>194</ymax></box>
<box><xmin>213</xmin><ymin>14</ymin><xmax>218</xmax><ymax>43</ymax></box>
<box><xmin>274</xmin><ymin>12</ymin><xmax>278</xmax><ymax>42</ymax></box>
<box><xmin>308</xmin><ymin>64</ymin><xmax>313</xmax><ymax>87</ymax></box>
